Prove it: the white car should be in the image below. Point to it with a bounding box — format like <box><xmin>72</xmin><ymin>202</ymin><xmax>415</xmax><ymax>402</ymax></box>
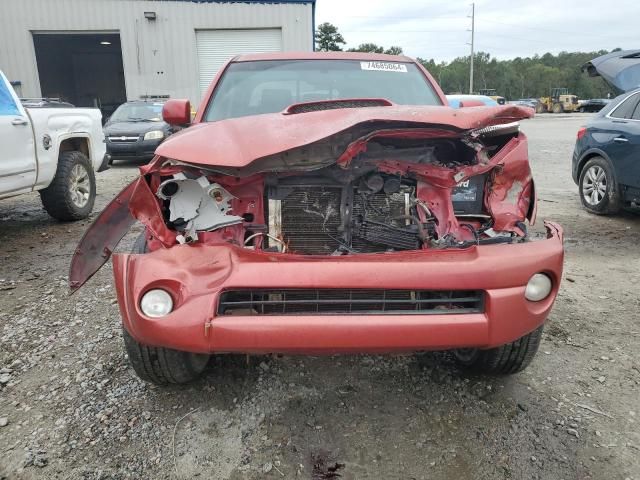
<box><xmin>0</xmin><ymin>70</ymin><xmax>107</xmax><ymax>220</ymax></box>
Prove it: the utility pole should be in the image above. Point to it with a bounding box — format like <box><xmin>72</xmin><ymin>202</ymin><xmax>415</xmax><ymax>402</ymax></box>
<box><xmin>469</xmin><ymin>3</ymin><xmax>475</xmax><ymax>94</ymax></box>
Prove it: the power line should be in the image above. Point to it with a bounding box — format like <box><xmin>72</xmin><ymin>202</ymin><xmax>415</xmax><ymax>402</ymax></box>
<box><xmin>469</xmin><ymin>3</ymin><xmax>475</xmax><ymax>94</ymax></box>
<box><xmin>479</xmin><ymin>17</ymin><xmax>631</xmax><ymax>39</ymax></box>
<box><xmin>341</xmin><ymin>29</ymin><xmax>462</xmax><ymax>33</ymax></box>
<box><xmin>476</xmin><ymin>31</ymin><xmax>624</xmax><ymax>46</ymax></box>
<box><xmin>320</xmin><ymin>13</ymin><xmax>465</xmax><ymax>20</ymax></box>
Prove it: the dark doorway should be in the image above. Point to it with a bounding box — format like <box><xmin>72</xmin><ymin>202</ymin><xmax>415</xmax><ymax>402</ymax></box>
<box><xmin>32</xmin><ymin>33</ymin><xmax>126</xmax><ymax>117</ymax></box>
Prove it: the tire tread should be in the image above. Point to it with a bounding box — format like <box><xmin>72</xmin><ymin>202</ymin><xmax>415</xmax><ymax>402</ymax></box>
<box><xmin>457</xmin><ymin>325</ymin><xmax>544</xmax><ymax>374</ymax></box>
<box><xmin>40</xmin><ymin>150</ymin><xmax>95</xmax><ymax>221</ymax></box>
<box><xmin>121</xmin><ymin>232</ymin><xmax>209</xmax><ymax>385</ymax></box>
<box><xmin>122</xmin><ymin>328</ymin><xmax>208</xmax><ymax>385</ymax></box>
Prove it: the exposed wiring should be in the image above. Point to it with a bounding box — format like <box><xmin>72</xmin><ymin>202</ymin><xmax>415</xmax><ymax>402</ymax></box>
<box><xmin>460</xmin><ymin>223</ymin><xmax>479</xmax><ymax>244</ymax></box>
<box><xmin>244</xmin><ymin>232</ymin><xmax>287</xmax><ymax>253</ymax></box>
<box><xmin>416</xmin><ymin>200</ymin><xmax>433</xmax><ymax>218</ymax></box>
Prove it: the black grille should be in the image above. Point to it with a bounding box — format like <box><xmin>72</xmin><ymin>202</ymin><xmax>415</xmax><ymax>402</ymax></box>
<box><xmin>286</xmin><ymin>99</ymin><xmax>391</xmax><ymax>114</ymax></box>
<box><xmin>108</xmin><ymin>136</ymin><xmax>139</xmax><ymax>143</ymax></box>
<box><xmin>217</xmin><ymin>289</ymin><xmax>484</xmax><ymax>316</ymax></box>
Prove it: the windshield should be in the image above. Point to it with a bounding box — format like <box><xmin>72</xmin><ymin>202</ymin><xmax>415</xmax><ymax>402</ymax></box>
<box><xmin>110</xmin><ymin>103</ymin><xmax>164</xmax><ymax>122</ymax></box>
<box><xmin>204</xmin><ymin>59</ymin><xmax>442</xmax><ymax>122</ymax></box>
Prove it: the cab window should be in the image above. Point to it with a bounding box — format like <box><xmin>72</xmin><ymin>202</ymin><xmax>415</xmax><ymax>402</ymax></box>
<box><xmin>0</xmin><ymin>79</ymin><xmax>20</xmax><ymax>116</ymax></box>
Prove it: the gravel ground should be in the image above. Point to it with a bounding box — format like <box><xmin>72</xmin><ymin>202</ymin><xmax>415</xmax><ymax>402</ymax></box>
<box><xmin>1</xmin><ymin>113</ymin><xmax>639</xmax><ymax>480</ymax></box>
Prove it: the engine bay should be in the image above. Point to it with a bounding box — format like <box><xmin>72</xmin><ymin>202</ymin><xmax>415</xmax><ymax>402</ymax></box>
<box><xmin>147</xmin><ymin>127</ymin><xmax>533</xmax><ymax>255</ymax></box>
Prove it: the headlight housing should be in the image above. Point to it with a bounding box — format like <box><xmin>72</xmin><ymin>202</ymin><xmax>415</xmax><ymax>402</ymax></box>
<box><xmin>140</xmin><ymin>289</ymin><xmax>173</xmax><ymax>317</ymax></box>
<box><xmin>144</xmin><ymin>130</ymin><xmax>164</xmax><ymax>141</ymax></box>
<box><xmin>525</xmin><ymin>273</ymin><xmax>552</xmax><ymax>302</ymax></box>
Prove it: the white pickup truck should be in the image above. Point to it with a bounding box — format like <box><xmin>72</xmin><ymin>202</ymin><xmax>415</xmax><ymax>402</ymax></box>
<box><xmin>0</xmin><ymin>70</ymin><xmax>108</xmax><ymax>220</ymax></box>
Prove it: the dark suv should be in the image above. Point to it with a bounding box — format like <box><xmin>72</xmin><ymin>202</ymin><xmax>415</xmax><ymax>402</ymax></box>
<box><xmin>572</xmin><ymin>88</ymin><xmax>640</xmax><ymax>214</ymax></box>
<box><xmin>104</xmin><ymin>100</ymin><xmax>173</xmax><ymax>163</ymax></box>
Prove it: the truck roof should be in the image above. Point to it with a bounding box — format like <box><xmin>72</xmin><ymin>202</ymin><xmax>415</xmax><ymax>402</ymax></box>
<box><xmin>233</xmin><ymin>51</ymin><xmax>416</xmax><ymax>63</ymax></box>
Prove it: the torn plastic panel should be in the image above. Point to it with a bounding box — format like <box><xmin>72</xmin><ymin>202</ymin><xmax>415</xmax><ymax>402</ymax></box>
<box><xmin>157</xmin><ymin>174</ymin><xmax>242</xmax><ymax>243</ymax></box>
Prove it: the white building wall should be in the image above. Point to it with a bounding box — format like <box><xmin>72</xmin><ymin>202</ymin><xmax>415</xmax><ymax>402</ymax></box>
<box><xmin>0</xmin><ymin>0</ymin><xmax>313</xmax><ymax>106</ymax></box>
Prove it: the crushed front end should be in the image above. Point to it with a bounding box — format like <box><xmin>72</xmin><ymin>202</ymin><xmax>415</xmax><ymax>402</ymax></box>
<box><xmin>70</xmin><ymin>106</ymin><xmax>564</xmax><ymax>356</ymax></box>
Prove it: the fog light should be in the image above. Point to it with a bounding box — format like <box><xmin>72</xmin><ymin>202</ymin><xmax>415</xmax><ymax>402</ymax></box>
<box><xmin>525</xmin><ymin>273</ymin><xmax>552</xmax><ymax>302</ymax></box>
<box><xmin>140</xmin><ymin>289</ymin><xmax>173</xmax><ymax>317</ymax></box>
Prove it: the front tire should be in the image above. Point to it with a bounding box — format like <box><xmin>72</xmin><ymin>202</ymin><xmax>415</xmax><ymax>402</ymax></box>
<box><xmin>552</xmin><ymin>103</ymin><xmax>564</xmax><ymax>113</ymax></box>
<box><xmin>454</xmin><ymin>325</ymin><xmax>544</xmax><ymax>374</ymax></box>
<box><xmin>123</xmin><ymin>329</ymin><xmax>210</xmax><ymax>385</ymax></box>
<box><xmin>578</xmin><ymin>156</ymin><xmax>621</xmax><ymax>215</ymax></box>
<box><xmin>124</xmin><ymin>231</ymin><xmax>210</xmax><ymax>384</ymax></box>
<box><xmin>40</xmin><ymin>151</ymin><xmax>96</xmax><ymax>220</ymax></box>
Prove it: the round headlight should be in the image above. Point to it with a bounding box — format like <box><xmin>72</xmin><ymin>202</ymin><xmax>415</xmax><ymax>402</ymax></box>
<box><xmin>144</xmin><ymin>130</ymin><xmax>164</xmax><ymax>141</ymax></box>
<box><xmin>140</xmin><ymin>289</ymin><xmax>173</xmax><ymax>317</ymax></box>
<box><xmin>525</xmin><ymin>273</ymin><xmax>552</xmax><ymax>302</ymax></box>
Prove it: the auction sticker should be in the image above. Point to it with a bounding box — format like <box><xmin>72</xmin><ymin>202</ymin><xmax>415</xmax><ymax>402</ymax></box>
<box><xmin>360</xmin><ymin>61</ymin><xmax>408</xmax><ymax>73</ymax></box>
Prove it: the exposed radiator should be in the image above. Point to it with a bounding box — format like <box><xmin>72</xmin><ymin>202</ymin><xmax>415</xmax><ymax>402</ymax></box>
<box><xmin>277</xmin><ymin>187</ymin><xmax>409</xmax><ymax>254</ymax></box>
<box><xmin>279</xmin><ymin>187</ymin><xmax>342</xmax><ymax>254</ymax></box>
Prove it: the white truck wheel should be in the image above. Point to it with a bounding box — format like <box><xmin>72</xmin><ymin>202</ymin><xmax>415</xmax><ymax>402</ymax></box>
<box><xmin>40</xmin><ymin>151</ymin><xmax>96</xmax><ymax>221</ymax></box>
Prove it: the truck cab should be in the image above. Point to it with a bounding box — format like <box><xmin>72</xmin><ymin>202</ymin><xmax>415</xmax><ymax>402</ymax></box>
<box><xmin>0</xmin><ymin>70</ymin><xmax>108</xmax><ymax>220</ymax></box>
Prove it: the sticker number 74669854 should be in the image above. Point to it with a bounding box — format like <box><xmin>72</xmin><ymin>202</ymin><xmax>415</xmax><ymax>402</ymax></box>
<box><xmin>360</xmin><ymin>61</ymin><xmax>408</xmax><ymax>73</ymax></box>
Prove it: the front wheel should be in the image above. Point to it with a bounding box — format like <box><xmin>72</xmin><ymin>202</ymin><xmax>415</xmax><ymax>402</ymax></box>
<box><xmin>40</xmin><ymin>151</ymin><xmax>96</xmax><ymax>220</ymax></box>
<box><xmin>123</xmin><ymin>231</ymin><xmax>210</xmax><ymax>384</ymax></box>
<box><xmin>453</xmin><ymin>325</ymin><xmax>544</xmax><ymax>374</ymax></box>
<box><xmin>552</xmin><ymin>103</ymin><xmax>564</xmax><ymax>113</ymax></box>
<box><xmin>123</xmin><ymin>329</ymin><xmax>210</xmax><ymax>385</ymax></box>
<box><xmin>578</xmin><ymin>156</ymin><xmax>621</xmax><ymax>215</ymax></box>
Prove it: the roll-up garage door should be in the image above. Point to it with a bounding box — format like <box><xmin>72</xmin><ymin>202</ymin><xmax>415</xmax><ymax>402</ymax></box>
<box><xmin>196</xmin><ymin>29</ymin><xmax>282</xmax><ymax>98</ymax></box>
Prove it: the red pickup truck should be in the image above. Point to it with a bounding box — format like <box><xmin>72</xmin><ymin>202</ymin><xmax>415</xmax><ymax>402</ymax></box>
<box><xmin>71</xmin><ymin>52</ymin><xmax>563</xmax><ymax>385</ymax></box>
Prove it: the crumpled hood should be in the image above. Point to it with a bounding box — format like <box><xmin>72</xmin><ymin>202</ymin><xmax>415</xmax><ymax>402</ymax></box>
<box><xmin>582</xmin><ymin>50</ymin><xmax>640</xmax><ymax>93</ymax></box>
<box><xmin>155</xmin><ymin>105</ymin><xmax>533</xmax><ymax>172</ymax></box>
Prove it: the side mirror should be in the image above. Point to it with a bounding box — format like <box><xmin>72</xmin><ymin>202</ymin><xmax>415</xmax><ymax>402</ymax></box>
<box><xmin>163</xmin><ymin>99</ymin><xmax>191</xmax><ymax>126</ymax></box>
<box><xmin>458</xmin><ymin>100</ymin><xmax>486</xmax><ymax>108</ymax></box>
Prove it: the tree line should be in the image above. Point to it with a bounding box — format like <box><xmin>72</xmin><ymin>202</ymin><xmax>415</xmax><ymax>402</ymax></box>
<box><xmin>315</xmin><ymin>22</ymin><xmax>615</xmax><ymax>100</ymax></box>
<box><xmin>419</xmin><ymin>51</ymin><xmax>614</xmax><ymax>99</ymax></box>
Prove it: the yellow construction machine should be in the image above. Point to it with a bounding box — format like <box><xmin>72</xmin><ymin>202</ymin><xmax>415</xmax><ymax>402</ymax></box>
<box><xmin>536</xmin><ymin>88</ymin><xmax>579</xmax><ymax>113</ymax></box>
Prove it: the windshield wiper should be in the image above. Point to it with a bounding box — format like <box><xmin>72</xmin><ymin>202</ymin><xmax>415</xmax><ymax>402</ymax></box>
<box><xmin>128</xmin><ymin>117</ymin><xmax>155</xmax><ymax>122</ymax></box>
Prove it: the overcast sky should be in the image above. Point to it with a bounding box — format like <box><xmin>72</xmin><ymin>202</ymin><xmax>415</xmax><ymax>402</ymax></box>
<box><xmin>315</xmin><ymin>0</ymin><xmax>639</xmax><ymax>62</ymax></box>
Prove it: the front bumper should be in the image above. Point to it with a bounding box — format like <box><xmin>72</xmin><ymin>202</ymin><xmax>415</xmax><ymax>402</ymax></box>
<box><xmin>113</xmin><ymin>222</ymin><xmax>564</xmax><ymax>355</ymax></box>
<box><xmin>106</xmin><ymin>138</ymin><xmax>162</xmax><ymax>160</ymax></box>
